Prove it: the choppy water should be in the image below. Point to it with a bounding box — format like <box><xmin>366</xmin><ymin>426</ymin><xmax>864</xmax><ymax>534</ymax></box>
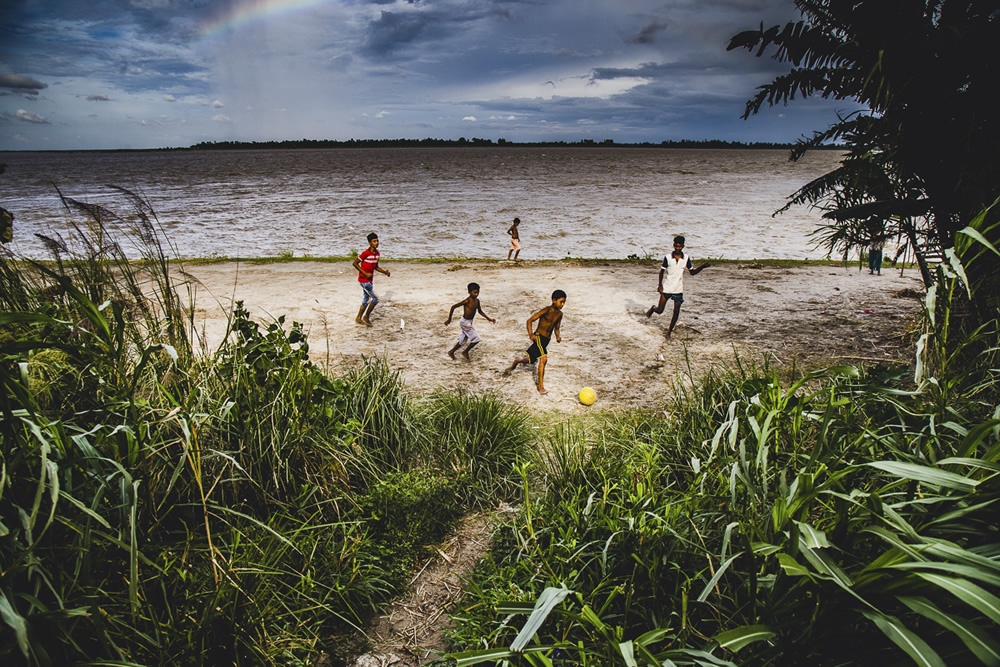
<box><xmin>0</xmin><ymin>147</ymin><xmax>842</xmax><ymax>261</ymax></box>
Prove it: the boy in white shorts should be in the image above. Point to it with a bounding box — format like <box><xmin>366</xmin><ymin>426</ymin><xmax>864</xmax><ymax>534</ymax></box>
<box><xmin>446</xmin><ymin>282</ymin><xmax>496</xmax><ymax>360</ymax></box>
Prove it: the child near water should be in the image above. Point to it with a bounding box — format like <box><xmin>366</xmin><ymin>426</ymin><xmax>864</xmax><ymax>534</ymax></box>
<box><xmin>505</xmin><ymin>289</ymin><xmax>566</xmax><ymax>394</ymax></box>
<box><xmin>352</xmin><ymin>232</ymin><xmax>391</xmax><ymax>326</ymax></box>
<box><xmin>506</xmin><ymin>217</ymin><xmax>521</xmax><ymax>261</ymax></box>
<box><xmin>445</xmin><ymin>282</ymin><xmax>496</xmax><ymax>360</ymax></box>
<box><xmin>645</xmin><ymin>235</ymin><xmax>709</xmax><ymax>339</ymax></box>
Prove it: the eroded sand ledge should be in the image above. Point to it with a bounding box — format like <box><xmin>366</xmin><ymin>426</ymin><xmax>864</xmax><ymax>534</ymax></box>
<box><xmin>181</xmin><ymin>259</ymin><xmax>924</xmax><ymax>412</ymax></box>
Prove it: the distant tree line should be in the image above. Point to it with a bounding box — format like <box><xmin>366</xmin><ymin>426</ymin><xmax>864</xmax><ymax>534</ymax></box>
<box><xmin>184</xmin><ymin>137</ymin><xmax>835</xmax><ymax>151</ymax></box>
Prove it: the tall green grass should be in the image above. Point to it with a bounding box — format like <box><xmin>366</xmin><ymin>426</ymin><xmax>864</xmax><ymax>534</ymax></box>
<box><xmin>447</xmin><ymin>222</ymin><xmax>1000</xmax><ymax>666</ymax></box>
<box><xmin>0</xmin><ymin>188</ymin><xmax>535</xmax><ymax>665</ymax></box>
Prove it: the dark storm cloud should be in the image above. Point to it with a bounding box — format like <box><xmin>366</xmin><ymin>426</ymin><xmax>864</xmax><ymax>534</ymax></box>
<box><xmin>0</xmin><ymin>73</ymin><xmax>48</xmax><ymax>94</ymax></box>
<box><xmin>627</xmin><ymin>20</ymin><xmax>669</xmax><ymax>45</ymax></box>
<box><xmin>363</xmin><ymin>11</ymin><xmax>434</xmax><ymax>56</ymax></box>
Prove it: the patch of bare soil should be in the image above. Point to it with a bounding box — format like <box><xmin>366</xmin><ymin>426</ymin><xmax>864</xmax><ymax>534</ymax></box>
<box><xmin>183</xmin><ymin>259</ymin><xmax>925</xmax><ymax>412</ymax></box>
<box><xmin>347</xmin><ymin>509</ymin><xmax>509</xmax><ymax>667</ymax></box>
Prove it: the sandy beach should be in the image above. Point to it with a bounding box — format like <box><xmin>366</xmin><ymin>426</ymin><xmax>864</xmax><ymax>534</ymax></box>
<box><xmin>179</xmin><ymin>259</ymin><xmax>925</xmax><ymax>412</ymax></box>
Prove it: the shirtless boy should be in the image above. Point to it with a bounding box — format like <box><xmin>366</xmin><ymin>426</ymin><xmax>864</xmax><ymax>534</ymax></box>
<box><xmin>645</xmin><ymin>235</ymin><xmax>708</xmax><ymax>339</ymax></box>
<box><xmin>352</xmin><ymin>232</ymin><xmax>391</xmax><ymax>326</ymax></box>
<box><xmin>445</xmin><ymin>282</ymin><xmax>496</xmax><ymax>360</ymax></box>
<box><xmin>506</xmin><ymin>217</ymin><xmax>521</xmax><ymax>262</ymax></box>
<box><xmin>505</xmin><ymin>289</ymin><xmax>566</xmax><ymax>394</ymax></box>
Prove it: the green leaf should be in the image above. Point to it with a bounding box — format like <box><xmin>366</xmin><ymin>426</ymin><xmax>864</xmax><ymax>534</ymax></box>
<box><xmin>916</xmin><ymin>573</ymin><xmax>1000</xmax><ymax>624</ymax></box>
<box><xmin>510</xmin><ymin>586</ymin><xmax>573</xmax><ymax>652</ymax></box>
<box><xmin>451</xmin><ymin>647</ymin><xmax>517</xmax><ymax>665</ymax></box>
<box><xmin>867</xmin><ymin>461</ymin><xmax>979</xmax><ymax>492</ymax></box>
<box><xmin>0</xmin><ymin>592</ymin><xmax>29</xmax><ymax>658</ymax></box>
<box><xmin>794</xmin><ymin>520</ymin><xmax>831</xmax><ymax>549</ymax></box>
<box><xmin>619</xmin><ymin>639</ymin><xmax>638</xmax><ymax>667</ymax></box>
<box><xmin>712</xmin><ymin>625</ymin><xmax>776</xmax><ymax>652</ymax></box>
<box><xmin>899</xmin><ymin>596</ymin><xmax>1000</xmax><ymax>665</ymax></box>
<box><xmin>776</xmin><ymin>553</ymin><xmax>810</xmax><ymax>577</ymax></box>
<box><xmin>862</xmin><ymin>610</ymin><xmax>945</xmax><ymax>667</ymax></box>
<box><xmin>697</xmin><ymin>551</ymin><xmax>743</xmax><ymax>602</ymax></box>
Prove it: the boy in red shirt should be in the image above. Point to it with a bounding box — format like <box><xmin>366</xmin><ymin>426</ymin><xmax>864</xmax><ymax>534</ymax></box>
<box><xmin>352</xmin><ymin>232</ymin><xmax>391</xmax><ymax>326</ymax></box>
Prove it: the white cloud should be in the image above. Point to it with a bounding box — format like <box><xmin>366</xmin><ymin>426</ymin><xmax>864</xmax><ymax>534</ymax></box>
<box><xmin>87</xmin><ymin>93</ymin><xmax>110</xmax><ymax>101</ymax></box>
<box><xmin>212</xmin><ymin>100</ymin><xmax>225</xmax><ymax>108</ymax></box>
<box><xmin>463</xmin><ymin>116</ymin><xmax>477</xmax><ymax>121</ymax></box>
<box><xmin>16</xmin><ymin>109</ymin><xmax>50</xmax><ymax>124</ymax></box>
<box><xmin>163</xmin><ymin>94</ymin><xmax>176</xmax><ymax>102</ymax></box>
<box><xmin>212</xmin><ymin>114</ymin><xmax>232</xmax><ymax>122</ymax></box>
<box><xmin>375</xmin><ymin>110</ymin><xmax>391</xmax><ymax>118</ymax></box>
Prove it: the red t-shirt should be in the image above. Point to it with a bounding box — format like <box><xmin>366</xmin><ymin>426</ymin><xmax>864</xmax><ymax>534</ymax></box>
<box><xmin>357</xmin><ymin>248</ymin><xmax>379</xmax><ymax>283</ymax></box>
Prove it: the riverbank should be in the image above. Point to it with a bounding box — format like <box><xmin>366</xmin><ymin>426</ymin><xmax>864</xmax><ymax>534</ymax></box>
<box><xmin>181</xmin><ymin>259</ymin><xmax>925</xmax><ymax>411</ymax></box>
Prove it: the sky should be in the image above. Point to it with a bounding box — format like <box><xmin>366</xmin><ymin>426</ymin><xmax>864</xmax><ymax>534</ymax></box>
<box><xmin>1</xmin><ymin>0</ymin><xmax>860</xmax><ymax>151</ymax></box>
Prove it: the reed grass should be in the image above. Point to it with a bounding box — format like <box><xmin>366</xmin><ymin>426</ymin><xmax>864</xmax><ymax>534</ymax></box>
<box><xmin>0</xmin><ymin>188</ymin><xmax>536</xmax><ymax>666</ymax></box>
<box><xmin>447</xmin><ymin>220</ymin><xmax>1000</xmax><ymax>666</ymax></box>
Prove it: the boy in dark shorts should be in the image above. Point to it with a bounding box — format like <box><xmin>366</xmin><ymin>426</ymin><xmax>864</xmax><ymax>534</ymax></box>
<box><xmin>445</xmin><ymin>282</ymin><xmax>496</xmax><ymax>360</ymax></box>
<box><xmin>505</xmin><ymin>289</ymin><xmax>566</xmax><ymax>394</ymax></box>
<box><xmin>646</xmin><ymin>235</ymin><xmax>709</xmax><ymax>339</ymax></box>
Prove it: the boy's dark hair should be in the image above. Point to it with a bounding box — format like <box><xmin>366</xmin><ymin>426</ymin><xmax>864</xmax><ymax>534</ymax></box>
<box><xmin>367</xmin><ymin>232</ymin><xmax>378</xmax><ymax>242</ymax></box>
<box><xmin>513</xmin><ymin>217</ymin><xmax>520</xmax><ymax>224</ymax></box>
<box><xmin>552</xmin><ymin>289</ymin><xmax>566</xmax><ymax>301</ymax></box>
<box><xmin>674</xmin><ymin>235</ymin><xmax>685</xmax><ymax>245</ymax></box>
<box><xmin>468</xmin><ymin>282</ymin><xmax>480</xmax><ymax>292</ymax></box>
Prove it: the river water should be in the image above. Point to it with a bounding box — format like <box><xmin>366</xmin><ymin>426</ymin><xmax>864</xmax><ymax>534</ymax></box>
<box><xmin>0</xmin><ymin>147</ymin><xmax>842</xmax><ymax>261</ymax></box>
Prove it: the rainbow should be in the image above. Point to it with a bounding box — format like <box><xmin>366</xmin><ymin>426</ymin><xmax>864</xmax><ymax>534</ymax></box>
<box><xmin>199</xmin><ymin>0</ymin><xmax>337</xmax><ymax>40</ymax></box>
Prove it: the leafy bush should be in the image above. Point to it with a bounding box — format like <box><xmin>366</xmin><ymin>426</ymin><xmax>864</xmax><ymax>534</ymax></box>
<box><xmin>448</xmin><ymin>234</ymin><xmax>1000</xmax><ymax>666</ymax></box>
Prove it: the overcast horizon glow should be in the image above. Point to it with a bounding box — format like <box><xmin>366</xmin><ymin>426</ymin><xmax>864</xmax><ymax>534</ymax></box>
<box><xmin>1</xmin><ymin>0</ymin><xmax>863</xmax><ymax>151</ymax></box>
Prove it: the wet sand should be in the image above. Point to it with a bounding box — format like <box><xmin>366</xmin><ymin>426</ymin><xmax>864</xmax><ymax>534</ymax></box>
<box><xmin>180</xmin><ymin>259</ymin><xmax>925</xmax><ymax>412</ymax></box>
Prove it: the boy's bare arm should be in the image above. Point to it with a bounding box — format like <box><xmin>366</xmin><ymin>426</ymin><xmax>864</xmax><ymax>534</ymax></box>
<box><xmin>690</xmin><ymin>263</ymin><xmax>710</xmax><ymax>276</ymax></box>
<box><xmin>525</xmin><ymin>306</ymin><xmax>549</xmax><ymax>336</ymax></box>
<box><xmin>476</xmin><ymin>303</ymin><xmax>496</xmax><ymax>324</ymax></box>
<box><xmin>445</xmin><ymin>298</ymin><xmax>468</xmax><ymax>325</ymax></box>
<box><xmin>553</xmin><ymin>312</ymin><xmax>563</xmax><ymax>342</ymax></box>
<box><xmin>656</xmin><ymin>267</ymin><xmax>665</xmax><ymax>291</ymax></box>
<box><xmin>352</xmin><ymin>257</ymin><xmax>370</xmax><ymax>279</ymax></box>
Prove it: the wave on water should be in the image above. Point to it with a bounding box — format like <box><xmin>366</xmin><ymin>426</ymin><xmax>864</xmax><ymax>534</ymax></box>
<box><xmin>0</xmin><ymin>147</ymin><xmax>844</xmax><ymax>261</ymax></box>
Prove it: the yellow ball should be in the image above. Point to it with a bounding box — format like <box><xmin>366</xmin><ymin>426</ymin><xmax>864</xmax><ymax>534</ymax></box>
<box><xmin>578</xmin><ymin>387</ymin><xmax>596</xmax><ymax>406</ymax></box>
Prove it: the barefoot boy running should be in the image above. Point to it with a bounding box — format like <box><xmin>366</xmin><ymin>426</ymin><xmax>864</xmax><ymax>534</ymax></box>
<box><xmin>445</xmin><ymin>282</ymin><xmax>496</xmax><ymax>360</ymax></box>
<box><xmin>352</xmin><ymin>232</ymin><xmax>391</xmax><ymax>326</ymax></box>
<box><xmin>505</xmin><ymin>290</ymin><xmax>566</xmax><ymax>394</ymax></box>
<box><xmin>645</xmin><ymin>235</ymin><xmax>708</xmax><ymax>339</ymax></box>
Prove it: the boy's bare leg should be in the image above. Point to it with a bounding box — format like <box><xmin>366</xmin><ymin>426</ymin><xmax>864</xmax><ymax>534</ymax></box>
<box><xmin>536</xmin><ymin>356</ymin><xmax>548</xmax><ymax>394</ymax></box>
<box><xmin>666</xmin><ymin>301</ymin><xmax>682</xmax><ymax>339</ymax></box>
<box><xmin>507</xmin><ymin>249</ymin><xmax>513</xmax><ymax>260</ymax></box>
<box><xmin>505</xmin><ymin>356</ymin><xmax>528</xmax><ymax>375</ymax></box>
<box><xmin>447</xmin><ymin>342</ymin><xmax>461</xmax><ymax>359</ymax></box>
<box><xmin>646</xmin><ymin>294</ymin><xmax>666</xmax><ymax>318</ymax></box>
<box><xmin>356</xmin><ymin>305</ymin><xmax>370</xmax><ymax>326</ymax></box>
<box><xmin>463</xmin><ymin>341</ymin><xmax>478</xmax><ymax>360</ymax></box>
<box><xmin>513</xmin><ymin>250</ymin><xmax>521</xmax><ymax>262</ymax></box>
<box><xmin>362</xmin><ymin>302</ymin><xmax>375</xmax><ymax>326</ymax></box>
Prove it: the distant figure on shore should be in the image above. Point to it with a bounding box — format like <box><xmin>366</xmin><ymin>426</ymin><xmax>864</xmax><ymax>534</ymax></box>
<box><xmin>645</xmin><ymin>235</ymin><xmax>709</xmax><ymax>339</ymax></box>
<box><xmin>868</xmin><ymin>236</ymin><xmax>884</xmax><ymax>275</ymax></box>
<box><xmin>445</xmin><ymin>282</ymin><xmax>496</xmax><ymax>360</ymax></box>
<box><xmin>506</xmin><ymin>217</ymin><xmax>521</xmax><ymax>262</ymax></box>
<box><xmin>505</xmin><ymin>289</ymin><xmax>566</xmax><ymax>395</ymax></box>
<box><xmin>352</xmin><ymin>232</ymin><xmax>391</xmax><ymax>326</ymax></box>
